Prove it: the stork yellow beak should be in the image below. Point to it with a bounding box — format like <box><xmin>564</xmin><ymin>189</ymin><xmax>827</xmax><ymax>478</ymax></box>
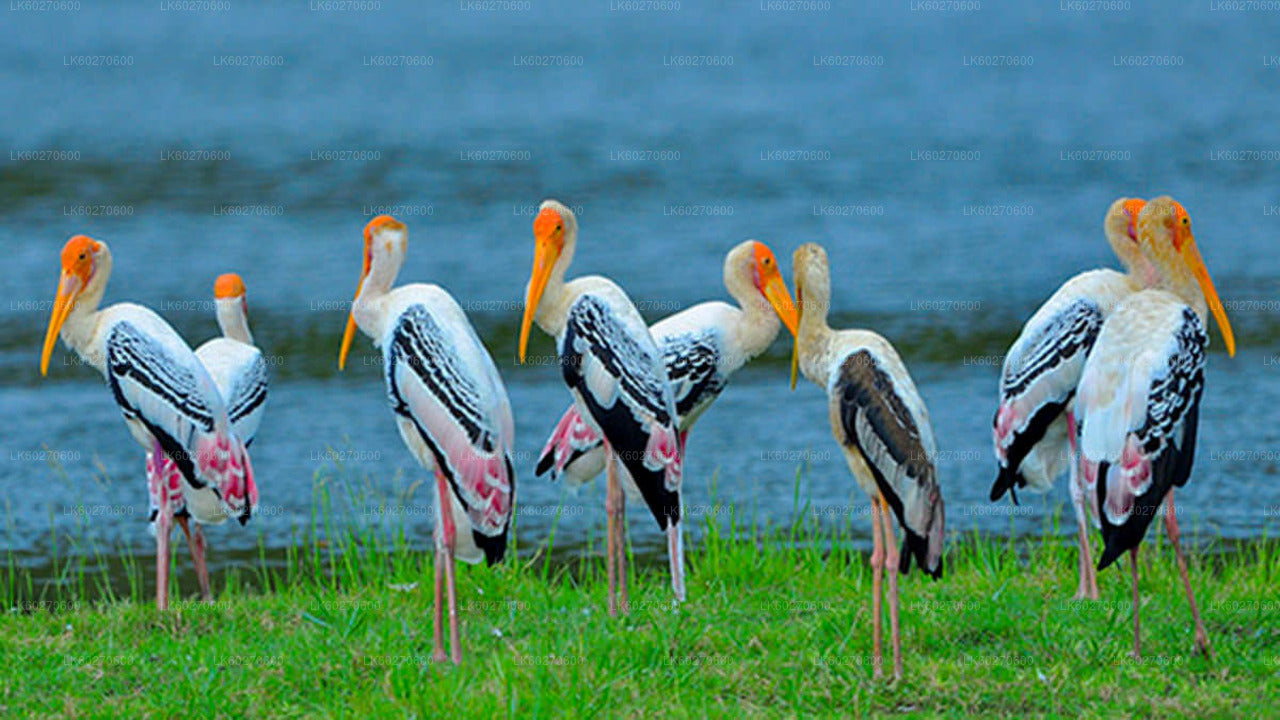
<box><xmin>789</xmin><ymin>287</ymin><xmax>803</xmax><ymax>390</ymax></box>
<box><xmin>338</xmin><ymin>285</ymin><xmax>362</xmax><ymax>371</ymax></box>
<box><xmin>760</xmin><ymin>270</ymin><xmax>799</xmax><ymax>341</ymax></box>
<box><xmin>519</xmin><ymin>237</ymin><xmax>559</xmax><ymax>364</ymax></box>
<box><xmin>41</xmin><ymin>271</ymin><xmax>82</xmax><ymax>376</ymax></box>
<box><xmin>1179</xmin><ymin>234</ymin><xmax>1235</xmax><ymax>357</ymax></box>
<box><xmin>338</xmin><ymin>261</ymin><xmax>371</xmax><ymax>372</ymax></box>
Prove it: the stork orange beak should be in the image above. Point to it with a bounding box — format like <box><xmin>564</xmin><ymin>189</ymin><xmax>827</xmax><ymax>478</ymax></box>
<box><xmin>41</xmin><ymin>235</ymin><xmax>99</xmax><ymax>376</ymax></box>
<box><xmin>520</xmin><ymin>211</ymin><xmax>564</xmax><ymax>364</ymax></box>
<box><xmin>1179</xmin><ymin>233</ymin><xmax>1235</xmax><ymax>357</ymax></box>
<box><xmin>789</xmin><ymin>286</ymin><xmax>803</xmax><ymax>390</ymax></box>
<box><xmin>41</xmin><ymin>270</ymin><xmax>83</xmax><ymax>376</ymax></box>
<box><xmin>337</xmin><ymin>281</ymin><xmax>363</xmax><ymax>371</ymax></box>
<box><xmin>753</xmin><ymin>242</ymin><xmax>799</xmax><ymax>340</ymax></box>
<box><xmin>338</xmin><ymin>240</ymin><xmax>374</xmax><ymax>372</ymax></box>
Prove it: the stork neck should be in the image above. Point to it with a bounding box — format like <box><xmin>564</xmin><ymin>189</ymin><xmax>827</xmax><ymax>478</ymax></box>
<box><xmin>797</xmin><ymin>305</ymin><xmax>835</xmax><ymax>387</ymax></box>
<box><xmin>729</xmin><ymin>285</ymin><xmax>782</xmax><ymax>360</ymax></box>
<box><xmin>532</xmin><ymin>269</ymin><xmax>582</xmax><ymax>337</ymax></box>
<box><xmin>60</xmin><ymin>251</ymin><xmax>112</xmax><ymax>372</ymax></box>
<box><xmin>216</xmin><ymin>297</ymin><xmax>254</xmax><ymax>344</ymax></box>
<box><xmin>1162</xmin><ymin>268</ymin><xmax>1209</xmax><ymax>322</ymax></box>
<box><xmin>352</xmin><ymin>248</ymin><xmax>403</xmax><ymax>336</ymax></box>
<box><xmin>531</xmin><ymin>234</ymin><xmax>579</xmax><ymax>337</ymax></box>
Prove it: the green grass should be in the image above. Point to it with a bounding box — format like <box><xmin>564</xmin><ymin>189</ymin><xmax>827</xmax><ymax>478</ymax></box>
<box><xmin>2</xmin><ymin>470</ymin><xmax>1278</xmax><ymax>718</ymax></box>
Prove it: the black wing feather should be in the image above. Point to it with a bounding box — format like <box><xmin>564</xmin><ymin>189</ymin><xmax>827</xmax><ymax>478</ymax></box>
<box><xmin>835</xmin><ymin>350</ymin><xmax>944</xmax><ymax>579</ymax></box>
<box><xmin>1096</xmin><ymin>308</ymin><xmax>1206</xmax><ymax>570</ymax></box>
<box><xmin>561</xmin><ymin>296</ymin><xmax>678</xmax><ymax>529</ymax></box>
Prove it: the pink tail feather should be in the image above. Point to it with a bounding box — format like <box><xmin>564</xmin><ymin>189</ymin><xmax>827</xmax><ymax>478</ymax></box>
<box><xmin>198</xmin><ymin>432</ymin><xmax>258</xmax><ymax>523</ymax></box>
<box><xmin>643</xmin><ymin>423</ymin><xmax>683</xmax><ymax>492</ymax></box>
<box><xmin>537</xmin><ymin>405</ymin><xmax>603</xmax><ymax>478</ymax></box>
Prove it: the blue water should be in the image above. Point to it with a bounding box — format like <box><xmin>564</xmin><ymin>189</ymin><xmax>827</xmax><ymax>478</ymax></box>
<box><xmin>2</xmin><ymin>2</ymin><xmax>1278</xmax><ymax>584</ymax></box>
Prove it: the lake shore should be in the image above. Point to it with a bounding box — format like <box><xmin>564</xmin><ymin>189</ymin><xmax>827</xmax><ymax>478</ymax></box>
<box><xmin>4</xmin><ymin>512</ymin><xmax>1276</xmax><ymax>717</ymax></box>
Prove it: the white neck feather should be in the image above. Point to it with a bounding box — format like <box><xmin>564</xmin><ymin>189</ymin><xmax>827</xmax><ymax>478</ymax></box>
<box><xmin>60</xmin><ymin>248</ymin><xmax>114</xmax><ymax>373</ymax></box>
<box><xmin>216</xmin><ymin>297</ymin><xmax>254</xmax><ymax>345</ymax></box>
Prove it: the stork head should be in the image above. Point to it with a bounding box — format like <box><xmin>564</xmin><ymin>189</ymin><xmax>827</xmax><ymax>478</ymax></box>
<box><xmin>339</xmin><ymin>215</ymin><xmax>407</xmax><ymax>370</ymax></box>
<box><xmin>1138</xmin><ymin>197</ymin><xmax>1235</xmax><ymax>357</ymax></box>
<box><xmin>789</xmin><ymin>242</ymin><xmax>832</xmax><ymax>389</ymax></box>
<box><xmin>725</xmin><ymin>240</ymin><xmax>799</xmax><ymax>339</ymax></box>
<box><xmin>519</xmin><ymin>199</ymin><xmax>577</xmax><ymax>363</ymax></box>
<box><xmin>214</xmin><ymin>273</ymin><xmax>254</xmax><ymax>344</ymax></box>
<box><xmin>41</xmin><ymin>235</ymin><xmax>107</xmax><ymax>376</ymax></box>
<box><xmin>1103</xmin><ymin>197</ymin><xmax>1153</xmax><ymax>282</ymax></box>
<box><xmin>214</xmin><ymin>272</ymin><xmax>248</xmax><ymax>316</ymax></box>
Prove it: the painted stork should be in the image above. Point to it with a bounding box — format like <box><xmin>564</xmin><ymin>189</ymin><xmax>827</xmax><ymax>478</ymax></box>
<box><xmin>338</xmin><ymin>215</ymin><xmax>515</xmax><ymax>665</ymax></box>
<box><xmin>789</xmin><ymin>242</ymin><xmax>945</xmax><ymax>681</ymax></box>
<box><xmin>39</xmin><ymin>235</ymin><xmax>257</xmax><ymax>610</ymax></box>
<box><xmin>162</xmin><ymin>272</ymin><xmax>266</xmax><ymax>600</ymax></box>
<box><xmin>518</xmin><ymin>199</ymin><xmax>683</xmax><ymax>616</ymax></box>
<box><xmin>1077</xmin><ymin>196</ymin><xmax>1235</xmax><ymax>658</ymax></box>
<box><xmin>990</xmin><ymin>197</ymin><xmax>1153</xmax><ymax>600</ymax></box>
<box><xmin>534</xmin><ymin>239</ymin><xmax>798</xmax><ymax>506</ymax></box>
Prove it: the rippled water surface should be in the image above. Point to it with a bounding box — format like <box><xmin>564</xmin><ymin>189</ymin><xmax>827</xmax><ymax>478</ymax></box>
<box><xmin>2</xmin><ymin>3</ymin><xmax>1278</xmax><ymax>586</ymax></box>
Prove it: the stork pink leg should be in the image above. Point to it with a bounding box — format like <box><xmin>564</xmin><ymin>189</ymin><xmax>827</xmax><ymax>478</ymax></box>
<box><xmin>605</xmin><ymin>447</ymin><xmax>619</xmax><ymax>617</ymax></box>
<box><xmin>177</xmin><ymin>516</ymin><xmax>212</xmax><ymax>602</ymax></box>
<box><xmin>1066</xmin><ymin>411</ymin><xmax>1098</xmax><ymax>600</ymax></box>
<box><xmin>155</xmin><ymin>511</ymin><xmax>171</xmax><ymax>611</ymax></box>
<box><xmin>617</xmin><ymin>477</ymin><xmax>630</xmax><ymax>615</ymax></box>
<box><xmin>880</xmin><ymin>496</ymin><xmax>903</xmax><ymax>681</ymax></box>
<box><xmin>1129</xmin><ymin>547</ymin><xmax>1142</xmax><ymax>659</ymax></box>
<box><xmin>149</xmin><ymin>447</ymin><xmax>172</xmax><ymax>611</ymax></box>
<box><xmin>444</xmin><ymin>543</ymin><xmax>461</xmax><ymax>665</ymax></box>
<box><xmin>667</xmin><ymin>521</ymin><xmax>685</xmax><ymax>603</ymax></box>
<box><xmin>869</xmin><ymin>499</ymin><xmax>885</xmax><ymax>680</ymax></box>
<box><xmin>434</xmin><ymin>469</ymin><xmax>461</xmax><ymax>665</ymax></box>
<box><xmin>1164</xmin><ymin>492</ymin><xmax>1211</xmax><ymax>657</ymax></box>
<box><xmin>432</xmin><ymin>543</ymin><xmax>446</xmax><ymax>663</ymax></box>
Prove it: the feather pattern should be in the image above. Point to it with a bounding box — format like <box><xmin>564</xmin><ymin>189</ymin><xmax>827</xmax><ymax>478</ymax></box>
<box><xmin>1078</xmin><ymin>296</ymin><xmax>1206</xmax><ymax>569</ymax></box>
<box><xmin>828</xmin><ymin>342</ymin><xmax>944</xmax><ymax>578</ymax></box>
<box><xmin>385</xmin><ymin>301</ymin><xmax>515</xmax><ymax>563</ymax></box>
<box><xmin>104</xmin><ymin>319</ymin><xmax>256</xmax><ymax>525</ymax></box>
<box><xmin>559</xmin><ymin>293</ymin><xmax>681</xmax><ymax>528</ymax></box>
<box><xmin>992</xmin><ymin>269</ymin><xmax>1135</xmax><ymax>500</ymax></box>
<box><xmin>196</xmin><ymin>337</ymin><xmax>268</xmax><ymax>445</ymax></box>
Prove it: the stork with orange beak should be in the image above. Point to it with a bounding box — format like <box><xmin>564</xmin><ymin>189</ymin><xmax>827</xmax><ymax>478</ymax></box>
<box><xmin>790</xmin><ymin>242</ymin><xmax>945</xmax><ymax>681</ymax></box>
<box><xmin>196</xmin><ymin>273</ymin><xmax>268</xmax><ymax>447</ymax></box>
<box><xmin>338</xmin><ymin>215</ymin><xmax>515</xmax><ymax>665</ymax></box>
<box><xmin>519</xmin><ymin>199</ymin><xmax>684</xmax><ymax>615</ymax></box>
<box><xmin>535</xmin><ymin>239</ymin><xmax>798</xmax><ymax>514</ymax></box>
<box><xmin>157</xmin><ymin>272</ymin><xmax>267</xmax><ymax>601</ymax></box>
<box><xmin>40</xmin><ymin>236</ymin><xmax>257</xmax><ymax>610</ymax></box>
<box><xmin>1077</xmin><ymin>197</ymin><xmax>1236</xmax><ymax>659</ymax></box>
<box><xmin>991</xmin><ymin>197</ymin><xmax>1154</xmax><ymax>600</ymax></box>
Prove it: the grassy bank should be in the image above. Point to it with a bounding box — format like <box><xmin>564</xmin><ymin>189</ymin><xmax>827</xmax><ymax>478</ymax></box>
<box><xmin>3</xmin><ymin>489</ymin><xmax>1278</xmax><ymax>719</ymax></box>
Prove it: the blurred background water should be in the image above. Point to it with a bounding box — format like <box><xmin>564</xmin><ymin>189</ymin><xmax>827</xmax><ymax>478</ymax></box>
<box><xmin>2</xmin><ymin>1</ymin><xmax>1278</xmax><ymax>590</ymax></box>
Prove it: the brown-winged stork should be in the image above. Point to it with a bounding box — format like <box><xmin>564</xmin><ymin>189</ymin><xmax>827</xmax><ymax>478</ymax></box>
<box><xmin>1077</xmin><ymin>197</ymin><xmax>1235</xmax><ymax>659</ymax></box>
<box><xmin>534</xmin><ymin>239</ymin><xmax>798</xmax><ymax>512</ymax></box>
<box><xmin>991</xmin><ymin>197</ymin><xmax>1152</xmax><ymax>600</ymax></box>
<box><xmin>789</xmin><ymin>242</ymin><xmax>945</xmax><ymax>681</ymax></box>
<box><xmin>518</xmin><ymin>199</ymin><xmax>683</xmax><ymax>616</ymax></box>
<box><xmin>40</xmin><ymin>235</ymin><xmax>258</xmax><ymax>610</ymax></box>
<box><xmin>338</xmin><ymin>215</ymin><xmax>515</xmax><ymax>665</ymax></box>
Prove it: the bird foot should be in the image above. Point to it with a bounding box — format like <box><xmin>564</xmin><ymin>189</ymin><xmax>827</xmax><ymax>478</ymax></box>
<box><xmin>431</xmin><ymin>650</ymin><xmax>449</xmax><ymax>664</ymax></box>
<box><xmin>1195</xmin><ymin>635</ymin><xmax>1212</xmax><ymax>659</ymax></box>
